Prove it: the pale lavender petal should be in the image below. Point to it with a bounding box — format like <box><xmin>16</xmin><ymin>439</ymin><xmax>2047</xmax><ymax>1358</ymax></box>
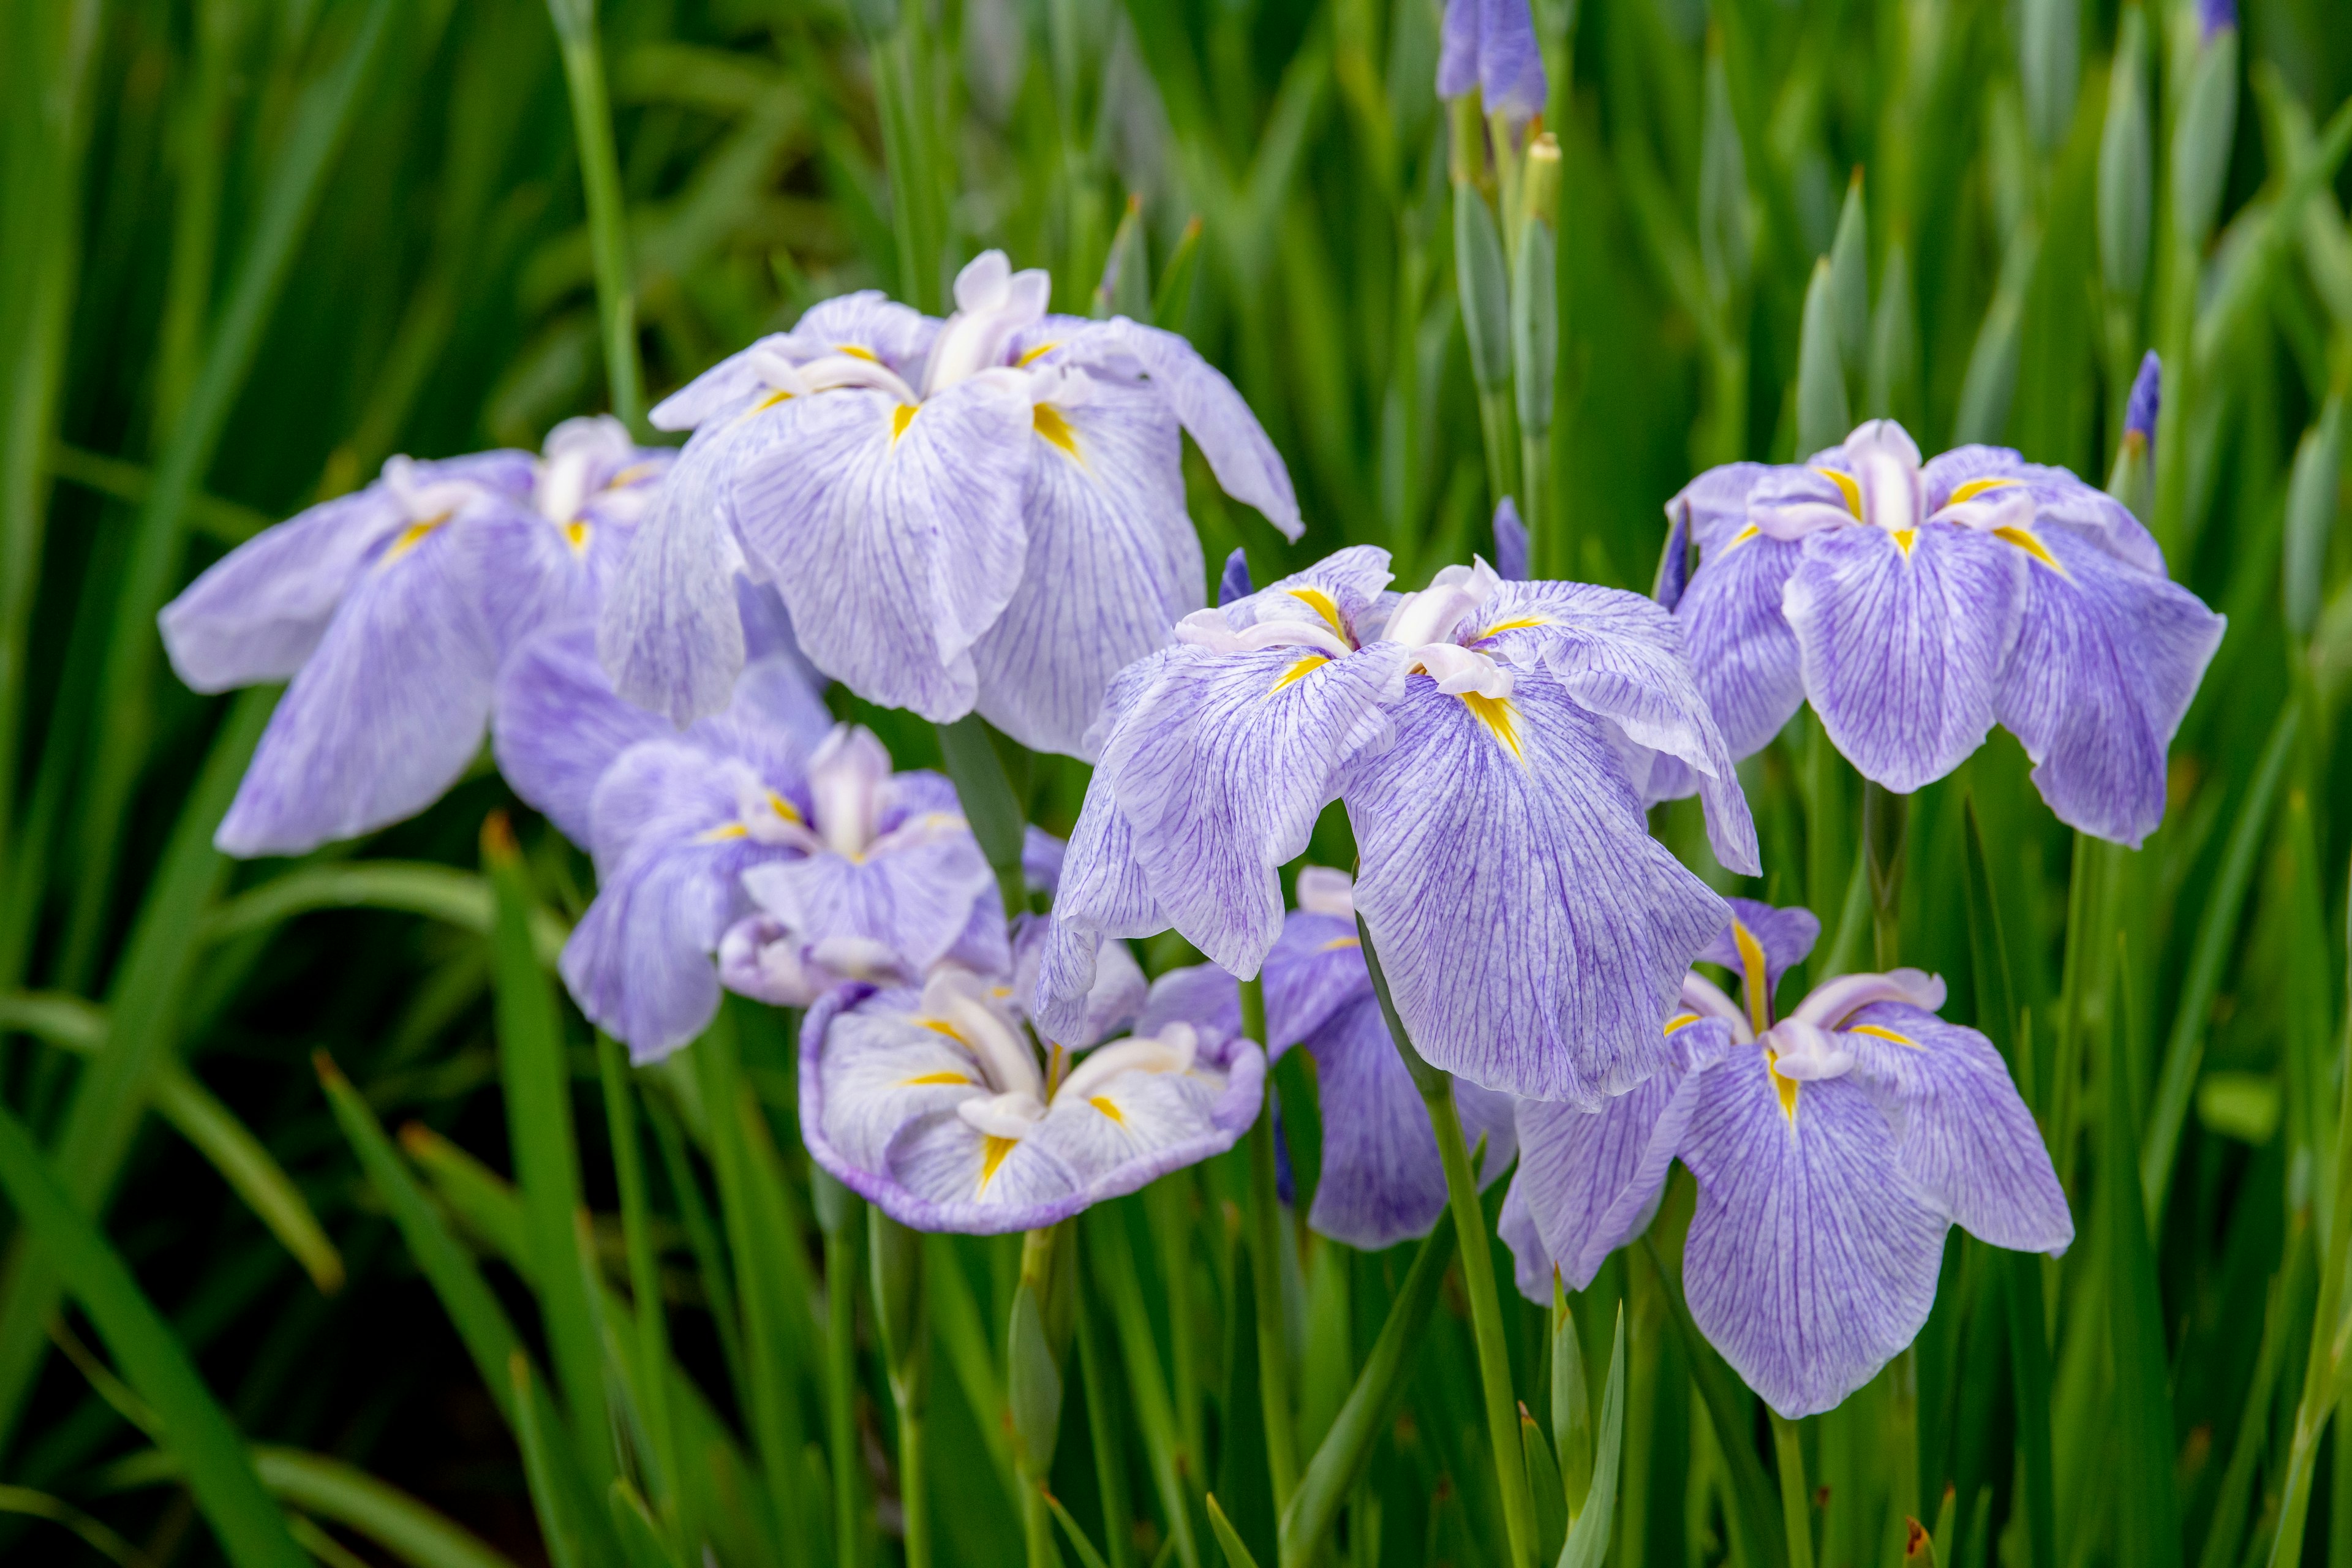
<box><xmin>732</xmin><ymin>377</ymin><xmax>1033</xmax><ymax>722</ymax></box>
<box><xmin>1223</xmin><ymin>546</ymin><xmax>1397</xmax><ymax>643</ymax></box>
<box><xmin>1782</xmin><ymin>521</ymin><xmax>2025</xmax><ymax>793</ymax></box>
<box><xmin>1991</xmin><ymin>522</ymin><xmax>2223</xmax><ymax>846</ymax></box>
<box><xmin>1678</xmin><ymin>1047</ymin><xmax>1948</xmax><ymax>1418</ymax></box>
<box><xmin>162</xmin><ymin>492</ymin><xmax>409</xmax><ymax>692</ymax></box>
<box><xmin>1341</xmin><ymin>673</ymin><xmax>1728</xmax><ymax>1104</ymax></box>
<box><xmin>1031</xmin><ymin>788</ymin><xmax>1168</xmax><ymax>1041</ymax></box>
<box><xmin>739</xmin><ymin>823</ymin><xmax>999</xmax><ymax>984</ymax></box>
<box><xmin>1264</xmin><ymin>910</ymin><xmax>1373</xmax><ymax>1052</ymax></box>
<box><xmin>1667</xmin><ymin>461</ymin><xmax>1778</xmax><ymax>555</ymax></box>
<box><xmin>1499</xmin><ymin>1177</ymin><xmax>1554</xmax><ymax>1302</ymax></box>
<box><xmin>493</xmin><ymin>625</ymin><xmax>666</xmax><ymax>846</ymax></box>
<box><xmin>1920</xmin><ymin>445</ymin><xmax>2164</xmax><ymax>575</ymax></box>
<box><xmin>1493</xmin><ymin>499</ymin><xmax>1529</xmax><ymax>582</ymax></box>
<box><xmin>1697</xmin><ymin>899</ymin><xmax>1822</xmax><ymax>989</ymax></box>
<box><xmin>650</xmin><ymin>334</ymin><xmax>792</xmax><ymax>431</ymax></box>
<box><xmin>1098</xmin><ymin>641</ymin><xmax>1408</xmax><ymax>976</ymax></box>
<box><xmin>782</xmin><ymin>292</ymin><xmax>939</xmax><ymax>379</ymax></box>
<box><xmin>972</xmin><ymin>373</ymin><xmax>1203</xmax><ymax>756</ymax></box>
<box><xmin>1218</xmin><ymin>547</ymin><xmax>1254</xmax><ymax>608</ymax></box>
<box><xmin>1022</xmin><ymin>826</ymin><xmax>1068</xmax><ymax>897</ymax></box>
<box><xmin>450</xmin><ymin>500</ymin><xmax>600</xmax><ymax>660</ymax></box>
<box><xmin>1839</xmin><ymin>1003</ymin><xmax>2074</xmax><ymax>1254</ymax></box>
<box><xmin>1076</xmin><ymin>319</ymin><xmax>1302</xmax><ymax>538</ymax></box>
<box><xmin>1134</xmin><ymin>963</ymin><xmax>1242</xmax><ymax>1039</ymax></box>
<box><xmin>1011</xmin><ymin>913</ymin><xmax>1144</xmax><ymax>1046</ymax></box>
<box><xmin>216</xmin><ymin>518</ymin><xmax>498</xmax><ymax>857</ymax></box>
<box><xmin>599</xmin><ymin>418</ymin><xmax>753</xmax><ymax>725</ymax></box>
<box><xmin>1504</xmin><ymin>1019</ymin><xmax>1728</xmax><ymax>1297</ymax></box>
<box><xmin>1673</xmin><ymin>530</ymin><xmax>1807</xmax><ymax>762</ymax></box>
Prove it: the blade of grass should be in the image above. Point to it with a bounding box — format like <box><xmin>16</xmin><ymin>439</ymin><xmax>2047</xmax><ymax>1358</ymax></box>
<box><xmin>1238</xmin><ymin>976</ymin><xmax>1299</xmax><ymax>1513</ymax></box>
<box><xmin>202</xmin><ymin>862</ymin><xmax>567</xmax><ymax>965</ymax></box>
<box><xmin>1208</xmin><ymin>1493</ymin><xmax>1266</xmax><ymax>1568</ymax></box>
<box><xmin>597</xmin><ymin>1036</ymin><xmax>678</xmax><ymax>1535</ymax></box>
<box><xmin>510</xmin><ymin>1352</ymin><xmax>592</xmax><ymax>1568</ymax></box>
<box><xmin>1558</xmin><ymin>1306</ymin><xmax>1627</xmax><ymax>1568</ymax></box>
<box><xmin>543</xmin><ymin>0</ymin><xmax>643</xmax><ymax>429</ymax></box>
<box><xmin>2102</xmin><ymin>933</ymin><xmax>2182</xmax><ymax>1568</ymax></box>
<box><xmin>0</xmin><ymin>1098</ymin><xmax>306</xmax><ymax>1568</ymax></box>
<box><xmin>0</xmin><ymin>1481</ymin><xmax>150</xmax><ymax>1568</ymax></box>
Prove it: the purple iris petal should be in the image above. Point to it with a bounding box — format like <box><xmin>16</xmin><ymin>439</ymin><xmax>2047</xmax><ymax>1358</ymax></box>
<box><xmin>1021</xmin><ymin>825</ymin><xmax>1068</xmax><ymax>897</ymax></box>
<box><xmin>1782</xmin><ymin>521</ymin><xmax>2025</xmax><ymax>794</ymax></box>
<box><xmin>1493</xmin><ymin>498</ymin><xmax>1529</xmax><ymax>582</ymax></box>
<box><xmin>1341</xmin><ymin>671</ymin><xmax>1727</xmax><ymax>1104</ymax></box>
<box><xmin>1678</xmin><ymin>1046</ymin><xmax>1948</xmax><ymax>1418</ymax></box>
<box><xmin>1698</xmin><ymin>899</ymin><xmax>1822</xmax><ymax>991</ymax></box>
<box><xmin>1669</xmin><ymin>530</ymin><xmax>1807</xmax><ymax>761</ymax></box>
<box><xmin>1991</xmin><ymin>522</ymin><xmax>2223</xmax><ymax>846</ymax></box>
<box><xmin>2198</xmin><ymin>0</ymin><xmax>2234</xmax><ymax>40</ymax></box>
<box><xmin>1438</xmin><ymin>0</ymin><xmax>1549</xmax><ymax>120</ymax></box>
<box><xmin>740</xmin><ymin>806</ymin><xmax>998</xmax><ymax>992</ymax></box>
<box><xmin>1218</xmin><ymin>548</ymin><xmax>1254</xmax><ymax>608</ymax></box>
<box><xmin>2126</xmin><ymin>352</ymin><xmax>2162</xmax><ymax>444</ymax></box>
<box><xmin>1503</xmin><ymin>1019</ymin><xmax>1728</xmax><ymax>1295</ymax></box>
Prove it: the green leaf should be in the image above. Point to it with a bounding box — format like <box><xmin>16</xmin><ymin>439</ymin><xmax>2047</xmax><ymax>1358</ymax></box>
<box><xmin>1524</xmin><ymin>1404</ymin><xmax>1567</xmax><ymax>1564</ymax></box>
<box><xmin>1558</xmin><ymin>1306</ymin><xmax>1626</xmax><ymax>1568</ymax></box>
<box><xmin>1796</xmin><ymin>255</ymin><xmax>1852</xmax><ymax>456</ymax></box>
<box><xmin>1645</xmin><ymin>1238</ymin><xmax>1785</xmax><ymax>1568</ymax></box>
<box><xmin>202</xmin><ymin>861</ymin><xmax>567</xmax><ymax>965</ymax></box>
<box><xmin>2103</xmin><ymin>948</ymin><xmax>2183</xmax><ymax>1568</ymax></box>
<box><xmin>1044</xmin><ymin>1485</ymin><xmax>1117</xmax><ymax>1568</ymax></box>
<box><xmin>510</xmin><ymin>1353</ymin><xmax>593</xmax><ymax>1568</ymax></box>
<box><xmin>0</xmin><ymin>1482</ymin><xmax>150</xmax><ymax>1567</ymax></box>
<box><xmin>1207</xmin><ymin>1493</ymin><xmax>1265</xmax><ymax>1568</ymax></box>
<box><xmin>0</xmin><ymin>1098</ymin><xmax>306</xmax><ymax>1568</ymax></box>
<box><xmin>1152</xmin><ymin>217</ymin><xmax>1206</xmax><ymax>333</ymax></box>
<box><xmin>609</xmin><ymin>1479</ymin><xmax>682</xmax><ymax>1568</ymax></box>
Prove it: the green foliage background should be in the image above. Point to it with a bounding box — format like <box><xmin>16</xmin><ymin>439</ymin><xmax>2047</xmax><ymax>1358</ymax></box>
<box><xmin>2</xmin><ymin>0</ymin><xmax>2351</xmax><ymax>1564</ymax></box>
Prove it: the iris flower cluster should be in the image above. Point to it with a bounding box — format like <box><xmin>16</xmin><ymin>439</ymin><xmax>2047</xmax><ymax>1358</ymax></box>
<box><xmin>164</xmin><ymin>223</ymin><xmax>2217</xmax><ymax>1429</ymax></box>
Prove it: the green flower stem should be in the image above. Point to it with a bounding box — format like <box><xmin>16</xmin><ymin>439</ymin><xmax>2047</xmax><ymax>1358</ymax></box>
<box><xmin>1860</xmin><ymin>778</ymin><xmax>1907</xmax><ymax>971</ymax></box>
<box><xmin>1240</xmin><ymin>974</ymin><xmax>1300</xmax><ymax>1512</ymax></box>
<box><xmin>1354</xmin><ymin>915</ymin><xmax>1536</xmax><ymax>1568</ymax></box>
<box><xmin>545</xmin><ymin>0</ymin><xmax>645</xmax><ymax>430</ymax></box>
<box><xmin>1768</xmin><ymin>1410</ymin><xmax>1815</xmax><ymax>1568</ymax></box>
<box><xmin>870</xmin><ymin>1208</ymin><xmax>929</xmax><ymax>1568</ymax></box>
<box><xmin>819</xmin><ymin>1190</ymin><xmax>863</xmax><ymax>1568</ymax></box>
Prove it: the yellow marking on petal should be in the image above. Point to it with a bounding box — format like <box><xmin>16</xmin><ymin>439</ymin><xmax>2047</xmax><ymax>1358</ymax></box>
<box><xmin>1477</xmin><ymin>615</ymin><xmax>1553</xmax><ymax>639</ymax></box>
<box><xmin>979</xmin><ymin>1135</ymin><xmax>1019</xmax><ymax>1188</ymax></box>
<box><xmin>1033</xmin><ymin>402</ymin><xmax>1082</xmax><ymax>460</ymax></box>
<box><xmin>891</xmin><ymin>403</ymin><xmax>918</xmax><ymax>440</ymax></box>
<box><xmin>564</xmin><ymin>519</ymin><xmax>592</xmax><ymax>555</ymax></box>
<box><xmin>380</xmin><ymin>513</ymin><xmax>450</xmax><ymax>565</ymax></box>
<box><xmin>1459</xmin><ymin>692</ymin><xmax>1524</xmax><ymax>761</ymax></box>
<box><xmin>919</xmin><ymin>1018</ymin><xmax>968</xmax><ymax>1045</ymax></box>
<box><xmin>1846</xmin><ymin>1023</ymin><xmax>1920</xmax><ymax>1048</ymax></box>
<box><xmin>1944</xmin><ymin>477</ymin><xmax>2019</xmax><ymax>505</ymax></box>
<box><xmin>768</xmin><ymin>790</ymin><xmax>804</xmax><ymax>824</ymax></box>
<box><xmin>752</xmin><ymin>388</ymin><xmax>794</xmax><ymax>412</ymax></box>
<box><xmin>1090</xmin><ymin>1096</ymin><xmax>1126</xmax><ymax>1125</ymax></box>
<box><xmin>1664</xmin><ymin>1011</ymin><xmax>1703</xmax><ymax>1036</ymax></box>
<box><xmin>1813</xmin><ymin>467</ymin><xmax>1864</xmax><ymax>518</ymax></box>
<box><xmin>1890</xmin><ymin>528</ymin><xmax>1918</xmax><ymax>558</ymax></box>
<box><xmin>902</xmin><ymin>1071</ymin><xmax>973</xmax><ymax>1087</ymax></box>
<box><xmin>1016</xmin><ymin>340</ymin><xmax>1062</xmax><ymax>367</ymax></box>
<box><xmin>1288</xmin><ymin>586</ymin><xmax>1349</xmax><ymax>643</ymax></box>
<box><xmin>835</xmin><ymin>344</ymin><xmax>878</xmax><ymax>361</ymax></box>
<box><xmin>1319</xmin><ymin>936</ymin><xmax>1362</xmax><ymax>952</ymax></box>
<box><xmin>1730</xmin><ymin>919</ymin><xmax>1771</xmax><ymax>1036</ymax></box>
<box><xmin>1765</xmin><ymin>1051</ymin><xmax>1801</xmax><ymax>1123</ymax></box>
<box><xmin>1722</xmin><ymin>523</ymin><xmax>1762</xmax><ymax>551</ymax></box>
<box><xmin>1994</xmin><ymin>525</ymin><xmax>2067</xmax><ymax>574</ymax></box>
<box><xmin>609</xmin><ymin>462</ymin><xmax>659</xmax><ymax>487</ymax></box>
<box><xmin>696</xmin><ymin>821</ymin><xmax>750</xmax><ymax>842</ymax></box>
<box><xmin>1270</xmin><ymin>654</ymin><xmax>1329</xmax><ymax>693</ymax></box>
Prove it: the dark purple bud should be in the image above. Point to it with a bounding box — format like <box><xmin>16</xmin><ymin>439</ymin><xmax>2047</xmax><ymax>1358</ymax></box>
<box><xmin>1653</xmin><ymin>502</ymin><xmax>1694</xmax><ymax>612</ymax></box>
<box><xmin>2198</xmin><ymin>0</ymin><xmax>2235</xmax><ymax>42</ymax></box>
<box><xmin>1493</xmin><ymin>497</ymin><xmax>1529</xmax><ymax>581</ymax></box>
<box><xmin>1218</xmin><ymin>547</ymin><xmax>1254</xmax><ymax>607</ymax></box>
<box><xmin>2125</xmin><ymin>350</ymin><xmax>2161</xmax><ymax>444</ymax></box>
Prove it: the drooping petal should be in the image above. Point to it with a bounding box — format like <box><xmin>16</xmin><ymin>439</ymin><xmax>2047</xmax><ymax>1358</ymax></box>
<box><xmin>1990</xmin><ymin>524</ymin><xmax>2223</xmax><ymax>846</ymax></box>
<box><xmin>1839</xmin><ymin>1002</ymin><xmax>2074</xmax><ymax>1254</ymax></box>
<box><xmin>599</xmin><ymin>417</ymin><xmax>754</xmax><ymax>725</ymax></box>
<box><xmin>1134</xmin><ymin>962</ymin><xmax>1242</xmax><ymax>1039</ymax></box>
<box><xmin>1069</xmin><ymin>320</ymin><xmax>1302</xmax><ymax>539</ymax></box>
<box><xmin>1024</xmin><ymin>1033</ymin><xmax>1265</xmax><ymax>1202</ymax></box>
<box><xmin>1098</xmin><ymin>641</ymin><xmax>1408</xmax><ymax>976</ymax></box>
<box><xmin>1218</xmin><ymin>547</ymin><xmax>1254</xmax><ymax>607</ymax></box>
<box><xmin>1666</xmin><ymin>461</ymin><xmax>1777</xmax><ymax>556</ymax></box>
<box><xmin>1264</xmin><ymin>909</ymin><xmax>1373</xmax><ymax>1052</ymax></box>
<box><xmin>493</xmin><ymin>625</ymin><xmax>667</xmax><ymax>847</ymax></box>
<box><xmin>1782</xmin><ymin>520</ymin><xmax>2026</xmax><ymax>793</ymax></box>
<box><xmin>782</xmin><ymin>292</ymin><xmax>940</xmax><ymax>381</ymax></box>
<box><xmin>1011</xmin><ymin>914</ymin><xmax>1145</xmax><ymax>1046</ymax></box>
<box><xmin>216</xmin><ymin>515</ymin><xmax>500</xmax><ymax>857</ymax></box>
<box><xmin>972</xmin><ymin>373</ymin><xmax>1204</xmax><ymax>756</ymax></box>
<box><xmin>1030</xmin><ymin>788</ymin><xmax>1169</xmax><ymax>1041</ymax></box>
<box><xmin>1672</xmin><ymin>530</ymin><xmax>1807</xmax><ymax>763</ymax></box>
<box><xmin>1921</xmin><ymin>445</ymin><xmax>2163</xmax><ymax>575</ymax></box>
<box><xmin>1218</xmin><ymin>546</ymin><xmax>1398</xmax><ymax>646</ymax></box>
<box><xmin>1697</xmin><ymin>899</ymin><xmax>1822</xmax><ymax>992</ymax></box>
<box><xmin>1678</xmin><ymin>1046</ymin><xmax>1948</xmax><ymax>1418</ymax></box>
<box><xmin>739</xmin><ymin>821</ymin><xmax>999</xmax><ymax>988</ymax></box>
<box><xmin>1503</xmin><ymin>1019</ymin><xmax>1728</xmax><ymax>1298</ymax></box>
<box><xmin>1341</xmin><ymin>672</ymin><xmax>1728</xmax><ymax>1103</ymax></box>
<box><xmin>731</xmin><ymin>377</ymin><xmax>1034</xmax><ymax>722</ymax></box>
<box><xmin>1493</xmin><ymin>498</ymin><xmax>1529</xmax><ymax>582</ymax></box>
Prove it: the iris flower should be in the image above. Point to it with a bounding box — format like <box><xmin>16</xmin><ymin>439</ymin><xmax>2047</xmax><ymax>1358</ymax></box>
<box><xmin>1500</xmin><ymin>898</ymin><xmax>2070</xmax><ymax>1417</ymax></box>
<box><xmin>1438</xmin><ymin>0</ymin><xmax>1548</xmax><ymax>121</ymax></box>
<box><xmin>1036</xmin><ymin>545</ymin><xmax>1757</xmax><ymax>1106</ymax></box>
<box><xmin>160</xmin><ymin>417</ymin><xmax>669</xmax><ymax>856</ymax></box>
<box><xmin>494</xmin><ymin>624</ymin><xmax>1000</xmax><ymax>1059</ymax></box>
<box><xmin>600</xmin><ymin>251</ymin><xmax>1301</xmax><ymax>756</ymax></box>
<box><xmin>1657</xmin><ymin>418</ymin><xmax>2223</xmax><ymax>845</ymax></box>
<box><xmin>801</xmin><ymin>963</ymin><xmax>1264</xmax><ymax>1235</ymax></box>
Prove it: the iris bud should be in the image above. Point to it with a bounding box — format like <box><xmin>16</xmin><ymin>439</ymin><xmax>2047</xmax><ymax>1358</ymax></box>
<box><xmin>1799</xmin><ymin>255</ymin><xmax>1854</xmax><ymax>456</ymax></box>
<box><xmin>2285</xmin><ymin>395</ymin><xmax>2343</xmax><ymax>640</ymax></box>
<box><xmin>1456</xmin><ymin>185</ymin><xmax>1514</xmax><ymax>394</ymax></box>
<box><xmin>2171</xmin><ymin>20</ymin><xmax>2238</xmax><ymax>249</ymax></box>
<box><xmin>1553</xmin><ymin>1279</ymin><xmax>1594</xmax><ymax>1517</ymax></box>
<box><xmin>2098</xmin><ymin>9</ymin><xmax>2150</xmax><ymax>298</ymax></box>
<box><xmin>1828</xmin><ymin>169</ymin><xmax>1869</xmax><ymax>380</ymax></box>
<box><xmin>2020</xmin><ymin>0</ymin><xmax>2079</xmax><ymax>153</ymax></box>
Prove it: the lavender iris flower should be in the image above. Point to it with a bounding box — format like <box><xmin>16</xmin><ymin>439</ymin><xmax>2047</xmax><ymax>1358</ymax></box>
<box><xmin>160</xmin><ymin>417</ymin><xmax>670</xmax><ymax>856</ymax></box>
<box><xmin>1500</xmin><ymin>898</ymin><xmax>2071</xmax><ymax>1418</ymax></box>
<box><xmin>1438</xmin><ymin>0</ymin><xmax>1548</xmax><ymax>121</ymax></box>
<box><xmin>1036</xmin><ymin>545</ymin><xmax>1757</xmax><ymax>1106</ymax></box>
<box><xmin>495</xmin><ymin>626</ymin><xmax>1001</xmax><ymax>1058</ymax></box>
<box><xmin>601</xmin><ymin>251</ymin><xmax>1301</xmax><ymax>756</ymax></box>
<box><xmin>1660</xmin><ymin>418</ymin><xmax>2223</xmax><ymax>846</ymax></box>
<box><xmin>801</xmin><ymin>961</ymin><xmax>1264</xmax><ymax>1235</ymax></box>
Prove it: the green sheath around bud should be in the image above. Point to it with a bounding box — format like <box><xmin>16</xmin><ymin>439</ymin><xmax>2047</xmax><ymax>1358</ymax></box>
<box><xmin>2098</xmin><ymin>9</ymin><xmax>2150</xmax><ymax>298</ymax></box>
<box><xmin>1455</xmin><ymin>185</ymin><xmax>1515</xmax><ymax>395</ymax></box>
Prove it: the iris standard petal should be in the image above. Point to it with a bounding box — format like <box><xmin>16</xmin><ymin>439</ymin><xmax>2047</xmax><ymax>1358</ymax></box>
<box><xmin>1030</xmin><ymin>789</ymin><xmax>1168</xmax><ymax>1041</ymax></box>
<box><xmin>1264</xmin><ymin>910</ymin><xmax>1374</xmax><ymax>1050</ymax></box>
<box><xmin>1697</xmin><ymin>899</ymin><xmax>1822</xmax><ymax>991</ymax></box>
<box><xmin>1438</xmin><ymin>0</ymin><xmax>1548</xmax><ymax>118</ymax></box>
<box><xmin>1782</xmin><ymin>521</ymin><xmax>2025</xmax><ymax>793</ymax></box>
<box><xmin>1504</xmin><ymin>1019</ymin><xmax>1727</xmax><ymax>1296</ymax></box>
<box><xmin>600</xmin><ymin>418</ymin><xmax>754</xmax><ymax>725</ymax></box>
<box><xmin>1011</xmin><ymin>914</ymin><xmax>1145</xmax><ymax>1047</ymax></box>
<box><xmin>1991</xmin><ymin>523</ymin><xmax>2223</xmax><ymax>846</ymax></box>
<box><xmin>1921</xmin><ymin>445</ymin><xmax>2165</xmax><ymax>575</ymax></box>
<box><xmin>971</xmin><ymin>373</ymin><xmax>1204</xmax><ymax>756</ymax></box>
<box><xmin>216</xmin><ymin>516</ymin><xmax>499</xmax><ymax>857</ymax></box>
<box><xmin>1076</xmin><ymin>320</ymin><xmax>1303</xmax><ymax>539</ymax></box>
<box><xmin>1678</xmin><ymin>1046</ymin><xmax>1948</xmax><ymax>1418</ymax></box>
<box><xmin>1839</xmin><ymin>1002</ymin><xmax>2073</xmax><ymax>1253</ymax></box>
<box><xmin>1218</xmin><ymin>547</ymin><xmax>1254</xmax><ymax>607</ymax></box>
<box><xmin>1673</xmin><ymin>530</ymin><xmax>1807</xmax><ymax>763</ymax></box>
<box><xmin>1341</xmin><ymin>673</ymin><xmax>1728</xmax><ymax>1103</ymax></box>
<box><xmin>739</xmin><ymin>825</ymin><xmax>999</xmax><ymax>984</ymax></box>
<box><xmin>731</xmin><ymin>377</ymin><xmax>1033</xmax><ymax>722</ymax></box>
<box><xmin>1098</xmin><ymin>641</ymin><xmax>1408</xmax><ymax>976</ymax></box>
<box><xmin>1667</xmin><ymin>461</ymin><xmax>1777</xmax><ymax>556</ymax></box>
